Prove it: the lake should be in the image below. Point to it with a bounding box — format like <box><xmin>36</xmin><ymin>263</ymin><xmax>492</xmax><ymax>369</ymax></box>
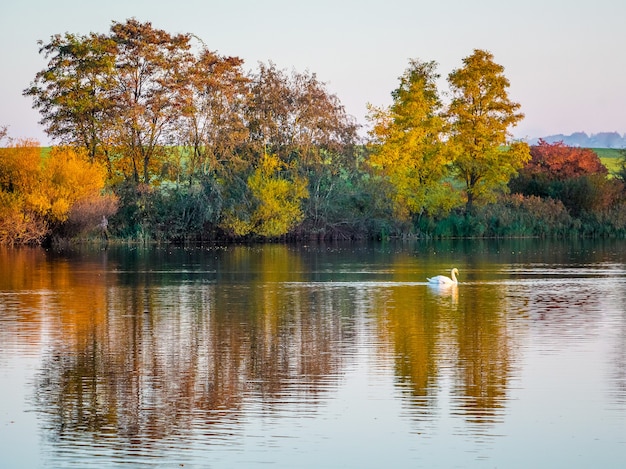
<box><xmin>1</xmin><ymin>239</ymin><xmax>625</xmax><ymax>468</ymax></box>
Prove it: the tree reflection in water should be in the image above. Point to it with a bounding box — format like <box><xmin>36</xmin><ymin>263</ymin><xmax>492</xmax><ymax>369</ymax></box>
<box><xmin>0</xmin><ymin>240</ymin><xmax>623</xmax><ymax>466</ymax></box>
<box><xmin>31</xmin><ymin>245</ymin><xmax>354</xmax><ymax>446</ymax></box>
<box><xmin>374</xmin><ymin>264</ymin><xmax>513</xmax><ymax>435</ymax></box>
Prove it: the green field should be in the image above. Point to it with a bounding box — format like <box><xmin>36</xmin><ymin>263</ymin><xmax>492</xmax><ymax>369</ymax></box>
<box><xmin>592</xmin><ymin>148</ymin><xmax>623</xmax><ymax>174</ymax></box>
<box><xmin>27</xmin><ymin>146</ymin><xmax>626</xmax><ymax>176</ymax></box>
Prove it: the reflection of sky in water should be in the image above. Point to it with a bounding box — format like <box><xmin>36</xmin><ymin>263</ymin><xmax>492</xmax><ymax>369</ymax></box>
<box><xmin>1</xmin><ymin>244</ymin><xmax>626</xmax><ymax>468</ymax></box>
<box><xmin>0</xmin><ymin>354</ymin><xmax>42</xmax><ymax>469</ymax></box>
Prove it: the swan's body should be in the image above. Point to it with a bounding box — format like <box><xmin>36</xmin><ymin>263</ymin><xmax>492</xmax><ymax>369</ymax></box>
<box><xmin>427</xmin><ymin>268</ymin><xmax>459</xmax><ymax>285</ymax></box>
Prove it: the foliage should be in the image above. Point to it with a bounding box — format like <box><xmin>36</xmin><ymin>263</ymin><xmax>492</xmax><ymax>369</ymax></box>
<box><xmin>109</xmin><ymin>19</ymin><xmax>196</xmax><ymax>184</ymax></box>
<box><xmin>177</xmin><ymin>50</ymin><xmax>249</xmax><ymax>182</ymax></box>
<box><xmin>477</xmin><ymin>194</ymin><xmax>574</xmax><ymax>237</ymax></box>
<box><xmin>419</xmin><ymin>194</ymin><xmax>575</xmax><ymax>238</ymax></box>
<box><xmin>511</xmin><ymin>140</ymin><xmax>620</xmax><ymax>217</ymax></box>
<box><xmin>299</xmin><ymin>161</ymin><xmax>396</xmax><ymax>240</ymax></box>
<box><xmin>21</xmin><ymin>22</ymin><xmax>626</xmax><ymax>242</ymax></box>
<box><xmin>23</xmin><ymin>32</ymin><xmax>117</xmax><ymax>164</ymax></box>
<box><xmin>0</xmin><ymin>191</ymin><xmax>49</xmax><ymax>245</ymax></box>
<box><xmin>367</xmin><ymin>60</ymin><xmax>452</xmax><ymax>223</ymax></box>
<box><xmin>447</xmin><ymin>49</ymin><xmax>529</xmax><ymax>212</ymax></box>
<box><xmin>367</xmin><ymin>50</ymin><xmax>530</xmax><ymax>228</ymax></box>
<box><xmin>144</xmin><ymin>178</ymin><xmax>222</xmax><ymax>242</ymax></box>
<box><xmin>556</xmin><ymin>175</ymin><xmax>622</xmax><ymax>216</ymax></box>
<box><xmin>25</xmin><ymin>20</ymin><xmax>199</xmax><ymax>185</ymax></box>
<box><xmin>523</xmin><ymin>139</ymin><xmax>607</xmax><ymax>180</ymax></box>
<box><xmin>42</xmin><ymin>146</ymin><xmax>109</xmax><ymax>224</ymax></box>
<box><xmin>0</xmin><ymin>139</ymin><xmax>49</xmax><ymax>244</ymax></box>
<box><xmin>25</xmin><ymin>21</ymin><xmax>359</xmax><ymax>242</ymax></box>
<box><xmin>245</xmin><ymin>63</ymin><xmax>358</xmax><ymax>167</ymax></box>
<box><xmin>220</xmin><ymin>154</ymin><xmax>308</xmax><ymax>238</ymax></box>
<box><xmin>0</xmin><ymin>138</ymin><xmax>111</xmax><ymax>244</ymax></box>
<box><xmin>576</xmin><ymin>202</ymin><xmax>626</xmax><ymax>237</ymax></box>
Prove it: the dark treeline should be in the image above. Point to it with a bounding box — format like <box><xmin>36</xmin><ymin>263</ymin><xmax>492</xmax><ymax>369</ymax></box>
<box><xmin>2</xmin><ymin>19</ymin><xmax>626</xmax><ymax>245</ymax></box>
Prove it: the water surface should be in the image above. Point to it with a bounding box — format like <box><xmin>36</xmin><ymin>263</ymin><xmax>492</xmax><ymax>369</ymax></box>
<box><xmin>1</xmin><ymin>239</ymin><xmax>625</xmax><ymax>468</ymax></box>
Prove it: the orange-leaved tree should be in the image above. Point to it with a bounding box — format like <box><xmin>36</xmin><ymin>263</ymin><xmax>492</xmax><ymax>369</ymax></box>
<box><xmin>0</xmin><ymin>138</ymin><xmax>48</xmax><ymax>244</ymax></box>
<box><xmin>0</xmin><ymin>139</ymin><xmax>115</xmax><ymax>244</ymax></box>
<box><xmin>43</xmin><ymin>146</ymin><xmax>118</xmax><ymax>236</ymax></box>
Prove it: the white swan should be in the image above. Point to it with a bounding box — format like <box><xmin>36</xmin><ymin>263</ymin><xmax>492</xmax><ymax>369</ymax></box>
<box><xmin>427</xmin><ymin>268</ymin><xmax>459</xmax><ymax>285</ymax></box>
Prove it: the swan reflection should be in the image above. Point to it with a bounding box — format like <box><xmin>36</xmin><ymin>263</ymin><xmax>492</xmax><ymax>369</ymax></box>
<box><xmin>427</xmin><ymin>282</ymin><xmax>459</xmax><ymax>304</ymax></box>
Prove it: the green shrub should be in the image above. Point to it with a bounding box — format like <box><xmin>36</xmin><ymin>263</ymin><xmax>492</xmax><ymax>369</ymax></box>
<box><xmin>421</xmin><ymin>194</ymin><xmax>575</xmax><ymax>238</ymax></box>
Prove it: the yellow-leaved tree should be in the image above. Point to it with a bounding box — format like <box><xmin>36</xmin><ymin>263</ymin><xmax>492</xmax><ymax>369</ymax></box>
<box><xmin>221</xmin><ymin>154</ymin><xmax>308</xmax><ymax>237</ymax></box>
<box><xmin>447</xmin><ymin>49</ymin><xmax>530</xmax><ymax>212</ymax></box>
<box><xmin>368</xmin><ymin>60</ymin><xmax>458</xmax><ymax>225</ymax></box>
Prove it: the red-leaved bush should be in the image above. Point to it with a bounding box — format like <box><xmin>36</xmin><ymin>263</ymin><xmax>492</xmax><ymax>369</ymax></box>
<box><xmin>524</xmin><ymin>139</ymin><xmax>607</xmax><ymax>180</ymax></box>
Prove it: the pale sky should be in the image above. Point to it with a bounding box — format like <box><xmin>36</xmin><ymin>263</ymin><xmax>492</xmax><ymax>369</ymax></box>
<box><xmin>2</xmin><ymin>0</ymin><xmax>625</xmax><ymax>145</ymax></box>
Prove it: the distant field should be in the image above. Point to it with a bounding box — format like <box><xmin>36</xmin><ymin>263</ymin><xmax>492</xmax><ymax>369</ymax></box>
<box><xmin>592</xmin><ymin>148</ymin><xmax>623</xmax><ymax>174</ymax></box>
<box><xmin>26</xmin><ymin>146</ymin><xmax>626</xmax><ymax>176</ymax></box>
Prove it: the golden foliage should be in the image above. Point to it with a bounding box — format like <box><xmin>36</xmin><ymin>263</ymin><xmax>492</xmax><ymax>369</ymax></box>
<box><xmin>42</xmin><ymin>146</ymin><xmax>108</xmax><ymax>223</ymax></box>
<box><xmin>247</xmin><ymin>154</ymin><xmax>308</xmax><ymax>237</ymax></box>
<box><xmin>0</xmin><ymin>141</ymin><xmax>110</xmax><ymax>244</ymax></box>
<box><xmin>0</xmin><ymin>191</ymin><xmax>47</xmax><ymax>245</ymax></box>
<box><xmin>447</xmin><ymin>50</ymin><xmax>529</xmax><ymax>211</ymax></box>
<box><xmin>0</xmin><ymin>139</ymin><xmax>42</xmax><ymax>198</ymax></box>
<box><xmin>367</xmin><ymin>60</ymin><xmax>452</xmax><ymax>221</ymax></box>
<box><xmin>0</xmin><ymin>140</ymin><xmax>48</xmax><ymax>244</ymax></box>
<box><xmin>221</xmin><ymin>154</ymin><xmax>308</xmax><ymax>237</ymax></box>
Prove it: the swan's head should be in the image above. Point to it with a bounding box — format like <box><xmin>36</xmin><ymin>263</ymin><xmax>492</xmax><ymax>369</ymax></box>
<box><xmin>452</xmin><ymin>268</ymin><xmax>459</xmax><ymax>276</ymax></box>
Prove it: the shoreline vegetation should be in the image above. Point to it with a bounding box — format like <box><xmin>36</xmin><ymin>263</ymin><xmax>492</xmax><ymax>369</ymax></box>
<box><xmin>2</xmin><ymin>141</ymin><xmax>625</xmax><ymax>247</ymax></box>
<box><xmin>2</xmin><ymin>19</ymin><xmax>626</xmax><ymax>246</ymax></box>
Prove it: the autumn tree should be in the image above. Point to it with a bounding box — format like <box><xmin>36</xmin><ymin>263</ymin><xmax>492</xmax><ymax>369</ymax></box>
<box><xmin>244</xmin><ymin>63</ymin><xmax>357</xmax><ymax>165</ymax></box>
<box><xmin>288</xmin><ymin>69</ymin><xmax>359</xmax><ymax>230</ymax></box>
<box><xmin>0</xmin><ymin>138</ymin><xmax>112</xmax><ymax>244</ymax></box>
<box><xmin>42</xmin><ymin>146</ymin><xmax>112</xmax><ymax>225</ymax></box>
<box><xmin>25</xmin><ymin>20</ymin><xmax>196</xmax><ymax>185</ymax></box>
<box><xmin>510</xmin><ymin>140</ymin><xmax>616</xmax><ymax>216</ymax></box>
<box><xmin>24</xmin><ymin>22</ymin><xmax>361</xmax><ymax>240</ymax></box>
<box><xmin>24</xmin><ymin>32</ymin><xmax>117</xmax><ymax>166</ymax></box>
<box><xmin>108</xmin><ymin>19</ymin><xmax>195</xmax><ymax>185</ymax></box>
<box><xmin>0</xmin><ymin>139</ymin><xmax>48</xmax><ymax>244</ymax></box>
<box><xmin>289</xmin><ymin>69</ymin><xmax>358</xmax><ymax>169</ymax></box>
<box><xmin>368</xmin><ymin>59</ymin><xmax>456</xmax><ymax>224</ymax></box>
<box><xmin>243</xmin><ymin>63</ymin><xmax>358</xmax><ymax>231</ymax></box>
<box><xmin>220</xmin><ymin>154</ymin><xmax>308</xmax><ymax>237</ymax></box>
<box><xmin>447</xmin><ymin>49</ymin><xmax>530</xmax><ymax>212</ymax></box>
<box><xmin>244</xmin><ymin>62</ymin><xmax>294</xmax><ymax>160</ymax></box>
<box><xmin>521</xmin><ymin>139</ymin><xmax>607</xmax><ymax>180</ymax></box>
<box><xmin>177</xmin><ymin>49</ymin><xmax>249</xmax><ymax>183</ymax></box>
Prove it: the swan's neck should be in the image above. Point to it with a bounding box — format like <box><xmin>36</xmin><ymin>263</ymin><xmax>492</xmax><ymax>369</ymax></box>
<box><xmin>451</xmin><ymin>269</ymin><xmax>457</xmax><ymax>282</ymax></box>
